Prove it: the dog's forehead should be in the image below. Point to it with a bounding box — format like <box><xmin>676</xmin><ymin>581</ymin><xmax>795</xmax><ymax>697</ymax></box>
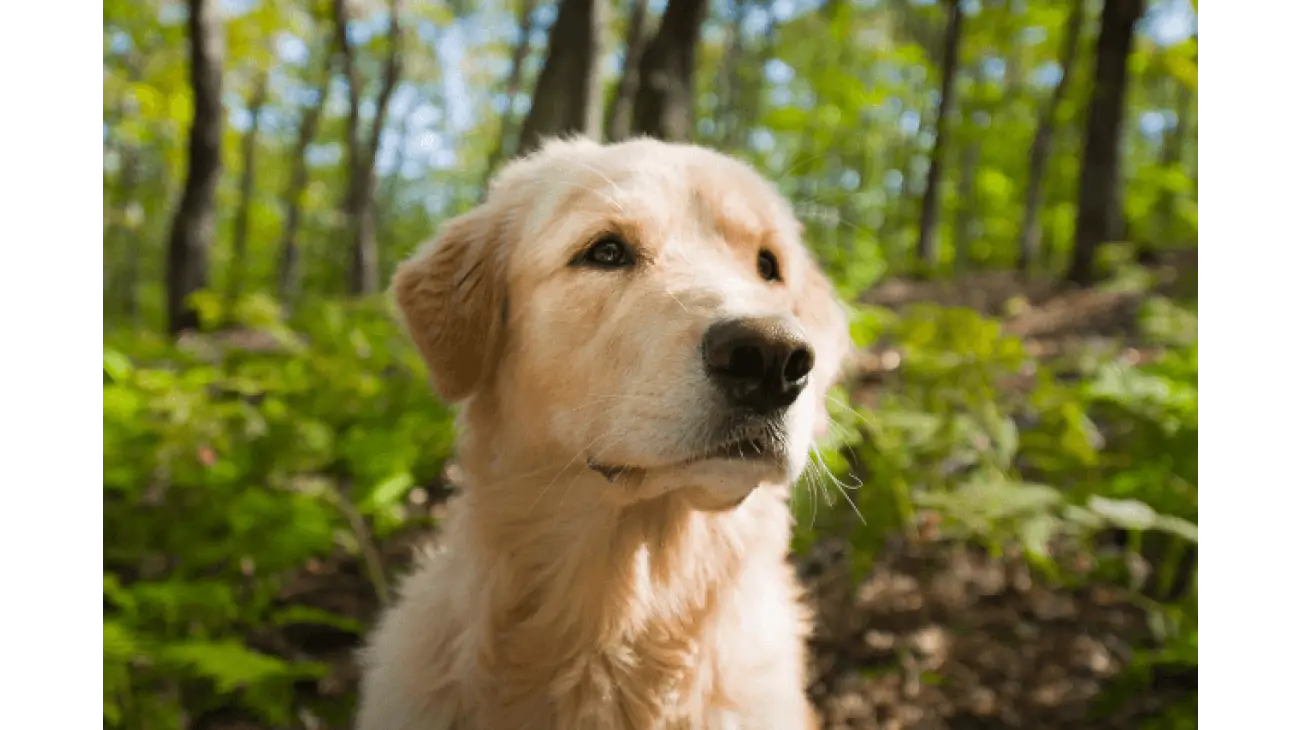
<box><xmin>551</xmin><ymin>147</ymin><xmax>793</xmax><ymax>240</ymax></box>
<box><xmin>486</xmin><ymin>142</ymin><xmax>812</xmax><ymax>286</ymax></box>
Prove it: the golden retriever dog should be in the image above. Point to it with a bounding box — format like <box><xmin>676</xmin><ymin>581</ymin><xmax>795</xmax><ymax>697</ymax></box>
<box><xmin>356</xmin><ymin>136</ymin><xmax>851</xmax><ymax>730</ymax></box>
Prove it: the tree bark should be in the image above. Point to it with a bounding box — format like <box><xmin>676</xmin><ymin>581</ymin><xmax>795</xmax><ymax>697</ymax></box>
<box><xmin>483</xmin><ymin>0</ymin><xmax>540</xmax><ymax>178</ymax></box>
<box><xmin>630</xmin><ymin>0</ymin><xmax>708</xmax><ymax>142</ymax></box>
<box><xmin>1067</xmin><ymin>0</ymin><xmax>1144</xmax><ymax>286</ymax></box>
<box><xmin>276</xmin><ymin>53</ymin><xmax>331</xmax><ymax>304</ymax></box>
<box><xmin>1017</xmin><ymin>0</ymin><xmax>1086</xmax><ymax>273</ymax></box>
<box><xmin>333</xmin><ymin>0</ymin><xmax>403</xmax><ymax>296</ymax></box>
<box><xmin>165</xmin><ymin>0</ymin><xmax>224</xmax><ymax>337</ymax></box>
<box><xmin>605</xmin><ymin>0</ymin><xmax>652</xmax><ymax>142</ymax></box>
<box><xmin>953</xmin><ymin>55</ymin><xmax>991</xmax><ymax>272</ymax></box>
<box><xmin>953</xmin><ymin>140</ymin><xmax>979</xmax><ymax>270</ymax></box>
<box><xmin>516</xmin><ymin>0</ymin><xmax>608</xmax><ymax>157</ymax></box>
<box><xmin>915</xmin><ymin>0</ymin><xmax>964</xmax><ymax>273</ymax></box>
<box><xmin>224</xmin><ymin>70</ymin><xmax>268</xmax><ymax>316</ymax></box>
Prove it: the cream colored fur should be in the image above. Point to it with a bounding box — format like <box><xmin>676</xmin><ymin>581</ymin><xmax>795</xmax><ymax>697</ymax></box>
<box><xmin>356</xmin><ymin>137</ymin><xmax>852</xmax><ymax>730</ymax></box>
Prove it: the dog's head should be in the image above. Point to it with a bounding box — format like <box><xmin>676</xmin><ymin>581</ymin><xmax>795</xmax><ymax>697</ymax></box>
<box><xmin>395</xmin><ymin>137</ymin><xmax>851</xmax><ymax>508</ymax></box>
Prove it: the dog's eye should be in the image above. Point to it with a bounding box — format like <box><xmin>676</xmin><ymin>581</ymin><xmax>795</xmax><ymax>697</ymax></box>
<box><xmin>581</xmin><ymin>235</ymin><xmax>636</xmax><ymax>269</ymax></box>
<box><xmin>757</xmin><ymin>250</ymin><xmax>781</xmax><ymax>282</ymax></box>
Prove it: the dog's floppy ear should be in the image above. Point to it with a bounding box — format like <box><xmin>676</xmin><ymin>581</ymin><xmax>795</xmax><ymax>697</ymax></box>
<box><xmin>796</xmin><ymin>262</ymin><xmax>853</xmax><ymax>438</ymax></box>
<box><xmin>393</xmin><ymin>207</ymin><xmax>508</xmax><ymax>403</ymax></box>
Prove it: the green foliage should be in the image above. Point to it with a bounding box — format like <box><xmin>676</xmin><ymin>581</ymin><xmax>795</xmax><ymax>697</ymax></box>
<box><xmin>800</xmin><ymin>297</ymin><xmax>1198</xmax><ymax>709</ymax></box>
<box><xmin>104</xmin><ymin>293</ymin><xmax>457</xmax><ymax>728</ymax></box>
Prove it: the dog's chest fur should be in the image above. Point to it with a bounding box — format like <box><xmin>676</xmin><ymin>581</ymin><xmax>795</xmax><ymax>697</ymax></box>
<box><xmin>471</xmin><ymin>552</ymin><xmax>808</xmax><ymax>730</ymax></box>
<box><xmin>468</xmin><ymin>498</ymin><xmax>805</xmax><ymax>729</ymax></box>
<box><xmin>360</xmin><ymin>488</ymin><xmax>814</xmax><ymax>730</ymax></box>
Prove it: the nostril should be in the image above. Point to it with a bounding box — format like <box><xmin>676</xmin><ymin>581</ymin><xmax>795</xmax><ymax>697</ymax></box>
<box><xmin>728</xmin><ymin>345</ymin><xmax>766</xmax><ymax>381</ymax></box>
<box><xmin>783</xmin><ymin>347</ymin><xmax>814</xmax><ymax>384</ymax></box>
<box><xmin>703</xmin><ymin>317</ymin><xmax>814</xmax><ymax>410</ymax></box>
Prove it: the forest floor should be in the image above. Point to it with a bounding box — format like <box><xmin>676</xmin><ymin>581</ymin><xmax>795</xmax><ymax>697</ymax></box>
<box><xmin>220</xmin><ymin>252</ymin><xmax>1198</xmax><ymax>730</ymax></box>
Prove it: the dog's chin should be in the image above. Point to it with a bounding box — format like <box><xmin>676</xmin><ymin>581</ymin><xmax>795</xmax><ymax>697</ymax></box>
<box><xmin>588</xmin><ymin>436</ymin><xmax>795</xmax><ymax>510</ymax></box>
<box><xmin>666</xmin><ymin>456</ymin><xmax>790</xmax><ymax>510</ymax></box>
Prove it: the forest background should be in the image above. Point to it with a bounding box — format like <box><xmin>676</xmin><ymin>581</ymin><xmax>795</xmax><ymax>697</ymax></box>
<box><xmin>100</xmin><ymin>0</ymin><xmax>1202</xmax><ymax>727</ymax></box>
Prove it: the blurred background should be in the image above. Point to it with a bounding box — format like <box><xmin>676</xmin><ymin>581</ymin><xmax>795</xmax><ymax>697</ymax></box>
<box><xmin>102</xmin><ymin>0</ymin><xmax>1198</xmax><ymax>728</ymax></box>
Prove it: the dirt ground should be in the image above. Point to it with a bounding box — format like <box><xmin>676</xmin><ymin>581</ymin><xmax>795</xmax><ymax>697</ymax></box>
<box><xmin>212</xmin><ymin>255</ymin><xmax>1198</xmax><ymax>729</ymax></box>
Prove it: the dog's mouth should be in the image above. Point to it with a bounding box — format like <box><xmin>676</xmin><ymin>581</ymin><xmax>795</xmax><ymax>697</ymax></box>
<box><xmin>688</xmin><ymin>435</ymin><xmax>777</xmax><ymax>464</ymax></box>
<box><xmin>586</xmin><ymin>433</ymin><xmax>783</xmax><ymax>483</ymax></box>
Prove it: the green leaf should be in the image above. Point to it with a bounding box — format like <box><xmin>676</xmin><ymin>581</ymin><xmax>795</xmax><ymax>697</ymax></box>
<box><xmin>103</xmin><ymin>573</ymin><xmax>136</xmax><ymax>612</ymax></box>
<box><xmin>1063</xmin><ymin>505</ymin><xmax>1106</xmax><ymax>530</ymax></box>
<box><xmin>1018</xmin><ymin>513</ymin><xmax>1061</xmax><ymax>560</ymax></box>
<box><xmin>187</xmin><ymin>290</ymin><xmax>225</xmax><ymax>330</ymax></box>
<box><xmin>359</xmin><ymin>471</ymin><xmax>415</xmax><ymax>514</ymax></box>
<box><xmin>914</xmin><ymin>479</ymin><xmax>1062</xmax><ymax>527</ymax></box>
<box><xmin>1087</xmin><ymin>496</ymin><xmax>1158</xmax><ymax>531</ymax></box>
<box><xmin>103</xmin><ymin>348</ymin><xmax>133</xmax><ymax>382</ymax></box>
<box><xmin>1155</xmin><ymin>515</ymin><xmax>1199</xmax><ymax>543</ymax></box>
<box><xmin>103</xmin><ymin>620</ymin><xmax>143</xmax><ymax>663</ymax></box>
<box><xmin>104</xmin><ymin>620</ymin><xmax>143</xmax><ymax>726</ymax></box>
<box><xmin>157</xmin><ymin>640</ymin><xmax>324</xmax><ymax>695</ymax></box>
<box><xmin>271</xmin><ymin>605</ymin><xmax>365</xmax><ymax>634</ymax></box>
<box><xmin>847</xmin><ymin>305</ymin><xmax>897</xmax><ymax>348</ymax></box>
<box><xmin>764</xmin><ymin>107</ymin><xmax>807</xmax><ymax>132</ymax></box>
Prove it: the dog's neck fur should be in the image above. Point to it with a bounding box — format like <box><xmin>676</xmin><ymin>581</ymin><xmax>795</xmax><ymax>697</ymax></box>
<box><xmin>442</xmin><ymin>400</ymin><xmax>795</xmax><ymax>724</ymax></box>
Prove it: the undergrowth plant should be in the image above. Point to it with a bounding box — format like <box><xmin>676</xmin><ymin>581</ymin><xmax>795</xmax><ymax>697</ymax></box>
<box><xmin>104</xmin><ymin>294</ymin><xmax>457</xmax><ymax>728</ymax></box>
<box><xmin>796</xmin><ymin>296</ymin><xmax>1198</xmax><ymax>727</ymax></box>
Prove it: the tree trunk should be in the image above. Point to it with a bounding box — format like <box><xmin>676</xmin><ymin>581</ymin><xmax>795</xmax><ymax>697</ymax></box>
<box><xmin>334</xmin><ymin>0</ymin><xmax>403</xmax><ymax>296</ymax></box>
<box><xmin>915</xmin><ymin>0</ymin><xmax>965</xmax><ymax>273</ymax></box>
<box><xmin>1067</xmin><ymin>0</ymin><xmax>1145</xmax><ymax>286</ymax></box>
<box><xmin>516</xmin><ymin>0</ymin><xmax>608</xmax><ymax>156</ymax></box>
<box><xmin>334</xmin><ymin>0</ymin><xmax>366</xmax><ymax>295</ymax></box>
<box><xmin>1017</xmin><ymin>0</ymin><xmax>1086</xmax><ymax>273</ymax></box>
<box><xmin>953</xmin><ymin>140</ymin><xmax>979</xmax><ymax>270</ymax></box>
<box><xmin>605</xmin><ymin>0</ymin><xmax>652</xmax><ymax>142</ymax></box>
<box><xmin>224</xmin><ymin>71</ymin><xmax>268</xmax><ymax>316</ymax></box>
<box><xmin>165</xmin><ymin>0</ymin><xmax>224</xmax><ymax>337</ymax></box>
<box><xmin>630</xmin><ymin>0</ymin><xmax>708</xmax><ymax>142</ymax></box>
<box><xmin>276</xmin><ymin>54</ymin><xmax>330</xmax><ymax>304</ymax></box>
<box><xmin>483</xmin><ymin>0</ymin><xmax>540</xmax><ymax>178</ymax></box>
<box><xmin>953</xmin><ymin>55</ymin><xmax>991</xmax><ymax>272</ymax></box>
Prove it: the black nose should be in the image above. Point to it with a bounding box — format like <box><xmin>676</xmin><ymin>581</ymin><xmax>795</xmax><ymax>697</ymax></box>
<box><xmin>702</xmin><ymin>316</ymin><xmax>816</xmax><ymax>413</ymax></box>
